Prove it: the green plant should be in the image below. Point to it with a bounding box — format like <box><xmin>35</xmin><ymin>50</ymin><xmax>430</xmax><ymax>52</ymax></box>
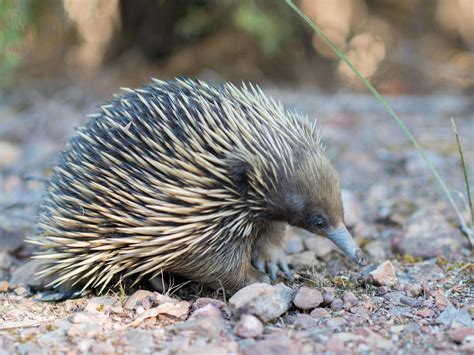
<box><xmin>285</xmin><ymin>0</ymin><xmax>473</xmax><ymax>249</ymax></box>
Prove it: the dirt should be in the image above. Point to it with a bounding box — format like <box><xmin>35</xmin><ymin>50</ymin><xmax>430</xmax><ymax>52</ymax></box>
<box><xmin>0</xmin><ymin>77</ymin><xmax>473</xmax><ymax>354</ymax></box>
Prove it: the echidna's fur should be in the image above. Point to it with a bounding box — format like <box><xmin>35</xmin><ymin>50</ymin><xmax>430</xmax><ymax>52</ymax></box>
<box><xmin>29</xmin><ymin>78</ymin><xmax>361</xmax><ymax>294</ymax></box>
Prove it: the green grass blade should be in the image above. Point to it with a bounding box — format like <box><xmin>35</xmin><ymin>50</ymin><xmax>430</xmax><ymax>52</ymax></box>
<box><xmin>285</xmin><ymin>0</ymin><xmax>470</xmax><ymax>236</ymax></box>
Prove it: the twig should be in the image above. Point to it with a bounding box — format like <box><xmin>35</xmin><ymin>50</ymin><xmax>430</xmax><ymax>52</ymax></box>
<box><xmin>0</xmin><ymin>318</ymin><xmax>57</xmax><ymax>330</ymax></box>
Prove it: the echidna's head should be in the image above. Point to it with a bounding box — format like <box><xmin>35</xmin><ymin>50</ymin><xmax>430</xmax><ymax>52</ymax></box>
<box><xmin>232</xmin><ymin>148</ymin><xmax>366</xmax><ymax>266</ymax></box>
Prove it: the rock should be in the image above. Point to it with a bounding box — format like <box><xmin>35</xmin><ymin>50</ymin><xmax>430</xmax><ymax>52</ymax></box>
<box><xmin>341</xmin><ymin>189</ymin><xmax>362</xmax><ymax>227</ymax></box>
<box><xmin>342</xmin><ymin>291</ymin><xmax>358</xmax><ymax>305</ymax></box>
<box><xmin>242</xmin><ymin>339</ymin><xmax>302</xmax><ymax>355</ymax></box>
<box><xmin>69</xmin><ymin>312</ymin><xmax>107</xmax><ymax>324</ymax></box>
<box><xmin>437</xmin><ymin>304</ymin><xmax>473</xmax><ymax>327</ymax></box>
<box><xmin>9</xmin><ymin>260</ymin><xmax>44</xmax><ymax>289</ymax></box>
<box><xmin>234</xmin><ymin>314</ymin><xmax>264</xmax><ymax>338</ymax></box>
<box><xmin>192</xmin><ymin>297</ymin><xmax>226</xmax><ymax>312</ymax></box>
<box><xmin>364</xmin><ymin>240</ymin><xmax>386</xmax><ymax>261</ymax></box>
<box><xmin>400</xmin><ymin>296</ymin><xmax>422</xmax><ymax>307</ymax></box>
<box><xmin>369</xmin><ymin>260</ymin><xmax>398</xmax><ymax>287</ymax></box>
<box><xmin>330</xmin><ymin>298</ymin><xmax>344</xmax><ymax>311</ymax></box>
<box><xmin>322</xmin><ymin>287</ymin><xmax>335</xmax><ymax>305</ymax></box>
<box><xmin>384</xmin><ymin>291</ymin><xmax>404</xmax><ymax>305</ymax></box>
<box><xmin>293</xmin><ymin>286</ymin><xmax>323</xmax><ymax>310</ymax></box>
<box><xmin>377</xmin><ymin>286</ymin><xmax>389</xmax><ymax>295</ymax></box>
<box><xmin>84</xmin><ymin>296</ymin><xmax>117</xmax><ymax>313</ymax></box>
<box><xmin>0</xmin><ymin>141</ymin><xmax>21</xmax><ymax>168</ymax></box>
<box><xmin>294</xmin><ymin>314</ymin><xmax>319</xmax><ymax>329</ymax></box>
<box><xmin>416</xmin><ymin>308</ymin><xmax>431</xmax><ymax>318</ymax></box>
<box><xmin>151</xmin><ymin>292</ymin><xmax>179</xmax><ymax>305</ymax></box>
<box><xmin>327</xmin><ymin>316</ymin><xmax>347</xmax><ymax>328</ymax></box>
<box><xmin>366</xmin><ymin>330</ymin><xmax>393</xmax><ymax>350</ymax></box>
<box><xmin>303</xmin><ymin>235</ymin><xmax>335</xmax><ymax>258</ymax></box>
<box><xmin>449</xmin><ymin>327</ymin><xmax>474</xmax><ymax>344</ymax></box>
<box><xmin>155</xmin><ymin>301</ymin><xmax>190</xmax><ymax>323</ymax></box>
<box><xmin>287</xmin><ymin>251</ymin><xmax>318</xmax><ymax>270</ymax></box>
<box><xmin>0</xmin><ymin>280</ymin><xmax>9</xmax><ymax>292</ymax></box>
<box><xmin>393</xmin><ymin>208</ymin><xmax>467</xmax><ymax>258</ymax></box>
<box><xmin>174</xmin><ymin>304</ymin><xmax>228</xmax><ymax>340</ymax></box>
<box><xmin>310</xmin><ymin>308</ymin><xmax>330</xmax><ymax>318</ymax></box>
<box><xmin>229</xmin><ymin>283</ymin><xmax>294</xmax><ymax>322</ymax></box>
<box><xmin>14</xmin><ymin>286</ymin><xmax>27</xmax><ymax>296</ymax></box>
<box><xmin>123</xmin><ymin>290</ymin><xmax>154</xmax><ymax>310</ymax></box>
<box><xmin>433</xmin><ymin>289</ymin><xmax>450</xmax><ymax>310</ymax></box>
<box><xmin>404</xmin><ymin>283</ymin><xmax>423</xmax><ymax>297</ymax></box>
<box><xmin>0</xmin><ymin>250</ymin><xmax>12</xmax><ymax>269</ymax></box>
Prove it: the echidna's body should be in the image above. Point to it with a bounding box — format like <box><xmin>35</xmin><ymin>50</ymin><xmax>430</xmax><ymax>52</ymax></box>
<box><xmin>30</xmin><ymin>78</ymin><xmax>365</xmax><ymax>294</ymax></box>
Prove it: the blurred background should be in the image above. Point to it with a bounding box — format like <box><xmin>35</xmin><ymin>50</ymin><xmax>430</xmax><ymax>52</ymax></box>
<box><xmin>1</xmin><ymin>0</ymin><xmax>473</xmax><ymax>94</ymax></box>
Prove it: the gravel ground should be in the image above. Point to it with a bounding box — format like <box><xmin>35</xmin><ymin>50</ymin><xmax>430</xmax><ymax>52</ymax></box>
<box><xmin>0</xmin><ymin>79</ymin><xmax>473</xmax><ymax>354</ymax></box>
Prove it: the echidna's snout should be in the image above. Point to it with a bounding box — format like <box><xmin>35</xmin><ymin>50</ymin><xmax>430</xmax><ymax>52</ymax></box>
<box><xmin>326</xmin><ymin>224</ymin><xmax>367</xmax><ymax>266</ymax></box>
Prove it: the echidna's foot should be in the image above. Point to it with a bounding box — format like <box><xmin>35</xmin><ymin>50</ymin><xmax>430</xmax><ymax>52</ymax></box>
<box><xmin>252</xmin><ymin>246</ymin><xmax>292</xmax><ymax>281</ymax></box>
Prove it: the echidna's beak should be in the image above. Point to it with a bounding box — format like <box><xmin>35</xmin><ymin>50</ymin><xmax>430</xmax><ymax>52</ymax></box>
<box><xmin>327</xmin><ymin>224</ymin><xmax>367</xmax><ymax>266</ymax></box>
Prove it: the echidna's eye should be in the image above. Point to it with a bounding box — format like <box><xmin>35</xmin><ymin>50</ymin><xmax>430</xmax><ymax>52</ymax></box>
<box><xmin>314</xmin><ymin>215</ymin><xmax>327</xmax><ymax>228</ymax></box>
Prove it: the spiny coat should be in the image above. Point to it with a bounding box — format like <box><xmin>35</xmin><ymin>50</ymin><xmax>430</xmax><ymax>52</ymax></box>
<box><xmin>29</xmin><ymin>78</ymin><xmax>349</xmax><ymax>294</ymax></box>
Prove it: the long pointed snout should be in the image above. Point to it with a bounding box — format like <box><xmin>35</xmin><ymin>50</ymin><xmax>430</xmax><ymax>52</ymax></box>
<box><xmin>327</xmin><ymin>224</ymin><xmax>367</xmax><ymax>266</ymax></box>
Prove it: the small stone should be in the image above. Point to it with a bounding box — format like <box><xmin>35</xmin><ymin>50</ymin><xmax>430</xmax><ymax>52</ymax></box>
<box><xmin>84</xmin><ymin>296</ymin><xmax>116</xmax><ymax>313</ymax></box>
<box><xmin>330</xmin><ymin>299</ymin><xmax>344</xmax><ymax>311</ymax></box>
<box><xmin>449</xmin><ymin>327</ymin><xmax>474</xmax><ymax>344</ymax></box>
<box><xmin>14</xmin><ymin>286</ymin><xmax>27</xmax><ymax>296</ymax></box>
<box><xmin>192</xmin><ymin>297</ymin><xmax>226</xmax><ymax>312</ymax></box>
<box><xmin>400</xmin><ymin>296</ymin><xmax>422</xmax><ymax>307</ymax></box>
<box><xmin>174</xmin><ymin>304</ymin><xmax>227</xmax><ymax>340</ymax></box>
<box><xmin>151</xmin><ymin>292</ymin><xmax>179</xmax><ymax>305</ymax></box>
<box><xmin>124</xmin><ymin>290</ymin><xmax>154</xmax><ymax>310</ymax></box>
<box><xmin>366</xmin><ymin>331</ymin><xmax>393</xmax><ymax>350</ymax></box>
<box><xmin>242</xmin><ymin>339</ymin><xmax>302</xmax><ymax>355</ymax></box>
<box><xmin>294</xmin><ymin>314</ymin><xmax>319</xmax><ymax>329</ymax></box>
<box><xmin>369</xmin><ymin>260</ymin><xmax>398</xmax><ymax>287</ymax></box>
<box><xmin>438</xmin><ymin>304</ymin><xmax>473</xmax><ymax>327</ymax></box>
<box><xmin>416</xmin><ymin>308</ymin><xmax>431</xmax><ymax>318</ymax></box>
<box><xmin>310</xmin><ymin>308</ymin><xmax>330</xmax><ymax>318</ymax></box>
<box><xmin>69</xmin><ymin>312</ymin><xmax>107</xmax><ymax>324</ymax></box>
<box><xmin>433</xmin><ymin>289</ymin><xmax>450</xmax><ymax>310</ymax></box>
<box><xmin>229</xmin><ymin>283</ymin><xmax>294</xmax><ymax>322</ymax></box>
<box><xmin>342</xmin><ymin>291</ymin><xmax>358</xmax><ymax>305</ymax></box>
<box><xmin>322</xmin><ymin>287</ymin><xmax>335</xmax><ymax>305</ymax></box>
<box><xmin>234</xmin><ymin>314</ymin><xmax>264</xmax><ymax>338</ymax></box>
<box><xmin>384</xmin><ymin>291</ymin><xmax>404</xmax><ymax>305</ymax></box>
<box><xmin>393</xmin><ymin>208</ymin><xmax>467</xmax><ymax>258</ymax></box>
<box><xmin>287</xmin><ymin>251</ymin><xmax>318</xmax><ymax>270</ymax></box>
<box><xmin>0</xmin><ymin>141</ymin><xmax>21</xmax><ymax>168</ymax></box>
<box><xmin>404</xmin><ymin>283</ymin><xmax>423</xmax><ymax>297</ymax></box>
<box><xmin>293</xmin><ymin>286</ymin><xmax>323</xmax><ymax>310</ymax></box>
<box><xmin>326</xmin><ymin>316</ymin><xmax>347</xmax><ymax>328</ymax></box>
<box><xmin>0</xmin><ymin>250</ymin><xmax>12</xmax><ymax>269</ymax></box>
<box><xmin>0</xmin><ymin>280</ymin><xmax>9</xmax><ymax>292</ymax></box>
<box><xmin>377</xmin><ymin>286</ymin><xmax>389</xmax><ymax>295</ymax></box>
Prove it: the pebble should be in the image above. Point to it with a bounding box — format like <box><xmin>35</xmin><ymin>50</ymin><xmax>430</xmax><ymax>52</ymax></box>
<box><xmin>322</xmin><ymin>287</ymin><xmax>335</xmax><ymax>305</ymax></box>
<box><xmin>242</xmin><ymin>339</ymin><xmax>302</xmax><ymax>355</ymax></box>
<box><xmin>330</xmin><ymin>299</ymin><xmax>344</xmax><ymax>311</ymax></box>
<box><xmin>377</xmin><ymin>286</ymin><xmax>390</xmax><ymax>295</ymax></box>
<box><xmin>326</xmin><ymin>316</ymin><xmax>347</xmax><ymax>328</ymax></box>
<box><xmin>234</xmin><ymin>314</ymin><xmax>263</xmax><ymax>338</ymax></box>
<box><xmin>174</xmin><ymin>304</ymin><xmax>227</xmax><ymax>340</ymax></box>
<box><xmin>448</xmin><ymin>327</ymin><xmax>474</xmax><ymax>344</ymax></box>
<box><xmin>393</xmin><ymin>208</ymin><xmax>466</xmax><ymax>258</ymax></box>
<box><xmin>342</xmin><ymin>291</ymin><xmax>358</xmax><ymax>305</ymax></box>
<box><xmin>294</xmin><ymin>314</ymin><xmax>319</xmax><ymax>329</ymax></box>
<box><xmin>416</xmin><ymin>308</ymin><xmax>431</xmax><ymax>318</ymax></box>
<box><xmin>0</xmin><ymin>141</ymin><xmax>21</xmax><ymax>168</ymax></box>
<box><xmin>433</xmin><ymin>289</ymin><xmax>450</xmax><ymax>310</ymax></box>
<box><xmin>123</xmin><ymin>290</ymin><xmax>153</xmax><ymax>310</ymax></box>
<box><xmin>303</xmin><ymin>236</ymin><xmax>335</xmax><ymax>258</ymax></box>
<box><xmin>69</xmin><ymin>312</ymin><xmax>107</xmax><ymax>324</ymax></box>
<box><xmin>400</xmin><ymin>296</ymin><xmax>422</xmax><ymax>307</ymax></box>
<box><xmin>84</xmin><ymin>296</ymin><xmax>117</xmax><ymax>314</ymax></box>
<box><xmin>192</xmin><ymin>297</ymin><xmax>227</xmax><ymax>314</ymax></box>
<box><xmin>369</xmin><ymin>260</ymin><xmax>398</xmax><ymax>287</ymax></box>
<box><xmin>404</xmin><ymin>283</ymin><xmax>423</xmax><ymax>297</ymax></box>
<box><xmin>293</xmin><ymin>286</ymin><xmax>323</xmax><ymax>310</ymax></box>
<box><xmin>310</xmin><ymin>308</ymin><xmax>330</xmax><ymax>318</ymax></box>
<box><xmin>229</xmin><ymin>283</ymin><xmax>294</xmax><ymax>322</ymax></box>
<box><xmin>0</xmin><ymin>280</ymin><xmax>9</xmax><ymax>292</ymax></box>
<box><xmin>437</xmin><ymin>304</ymin><xmax>473</xmax><ymax>327</ymax></box>
<box><xmin>14</xmin><ymin>287</ymin><xmax>27</xmax><ymax>296</ymax></box>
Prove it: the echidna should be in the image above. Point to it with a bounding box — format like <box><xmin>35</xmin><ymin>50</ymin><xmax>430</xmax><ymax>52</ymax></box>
<box><xmin>29</xmin><ymin>78</ymin><xmax>366</xmax><ymax>295</ymax></box>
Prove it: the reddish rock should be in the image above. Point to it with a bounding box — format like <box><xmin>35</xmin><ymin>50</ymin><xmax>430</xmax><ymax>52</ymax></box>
<box><xmin>369</xmin><ymin>260</ymin><xmax>398</xmax><ymax>287</ymax></box>
<box><xmin>448</xmin><ymin>327</ymin><xmax>474</xmax><ymax>344</ymax></box>
<box><xmin>433</xmin><ymin>289</ymin><xmax>450</xmax><ymax>310</ymax></box>
<box><xmin>310</xmin><ymin>308</ymin><xmax>330</xmax><ymax>318</ymax></box>
<box><xmin>0</xmin><ymin>280</ymin><xmax>9</xmax><ymax>292</ymax></box>
<box><xmin>293</xmin><ymin>286</ymin><xmax>323</xmax><ymax>310</ymax></box>
<box><xmin>234</xmin><ymin>314</ymin><xmax>263</xmax><ymax>338</ymax></box>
